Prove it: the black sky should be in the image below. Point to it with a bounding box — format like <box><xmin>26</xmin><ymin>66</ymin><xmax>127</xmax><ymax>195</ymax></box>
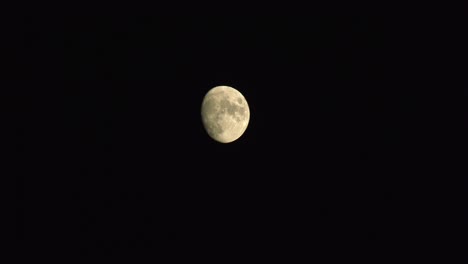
<box><xmin>16</xmin><ymin>16</ymin><xmax>430</xmax><ymax>260</ymax></box>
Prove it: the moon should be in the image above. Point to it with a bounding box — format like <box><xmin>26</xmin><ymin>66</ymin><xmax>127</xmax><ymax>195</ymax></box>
<box><xmin>201</xmin><ymin>86</ymin><xmax>250</xmax><ymax>143</ymax></box>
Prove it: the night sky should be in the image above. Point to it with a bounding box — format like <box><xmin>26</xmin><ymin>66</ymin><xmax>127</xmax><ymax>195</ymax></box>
<box><xmin>16</xmin><ymin>16</ymin><xmax>431</xmax><ymax>260</ymax></box>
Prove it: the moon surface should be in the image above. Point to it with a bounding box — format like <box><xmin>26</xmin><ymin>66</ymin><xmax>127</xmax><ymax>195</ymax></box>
<box><xmin>201</xmin><ymin>86</ymin><xmax>250</xmax><ymax>143</ymax></box>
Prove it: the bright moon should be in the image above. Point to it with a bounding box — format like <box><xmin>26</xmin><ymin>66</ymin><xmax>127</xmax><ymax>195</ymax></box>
<box><xmin>201</xmin><ymin>86</ymin><xmax>250</xmax><ymax>143</ymax></box>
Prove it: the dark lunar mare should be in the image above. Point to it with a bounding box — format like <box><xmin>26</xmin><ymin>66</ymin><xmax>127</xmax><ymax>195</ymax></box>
<box><xmin>219</xmin><ymin>98</ymin><xmax>246</xmax><ymax>121</ymax></box>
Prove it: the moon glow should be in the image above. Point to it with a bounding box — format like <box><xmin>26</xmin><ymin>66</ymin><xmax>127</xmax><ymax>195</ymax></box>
<box><xmin>201</xmin><ymin>86</ymin><xmax>250</xmax><ymax>143</ymax></box>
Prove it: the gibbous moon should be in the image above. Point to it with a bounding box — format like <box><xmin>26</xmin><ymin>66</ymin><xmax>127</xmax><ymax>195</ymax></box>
<box><xmin>201</xmin><ymin>86</ymin><xmax>250</xmax><ymax>143</ymax></box>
